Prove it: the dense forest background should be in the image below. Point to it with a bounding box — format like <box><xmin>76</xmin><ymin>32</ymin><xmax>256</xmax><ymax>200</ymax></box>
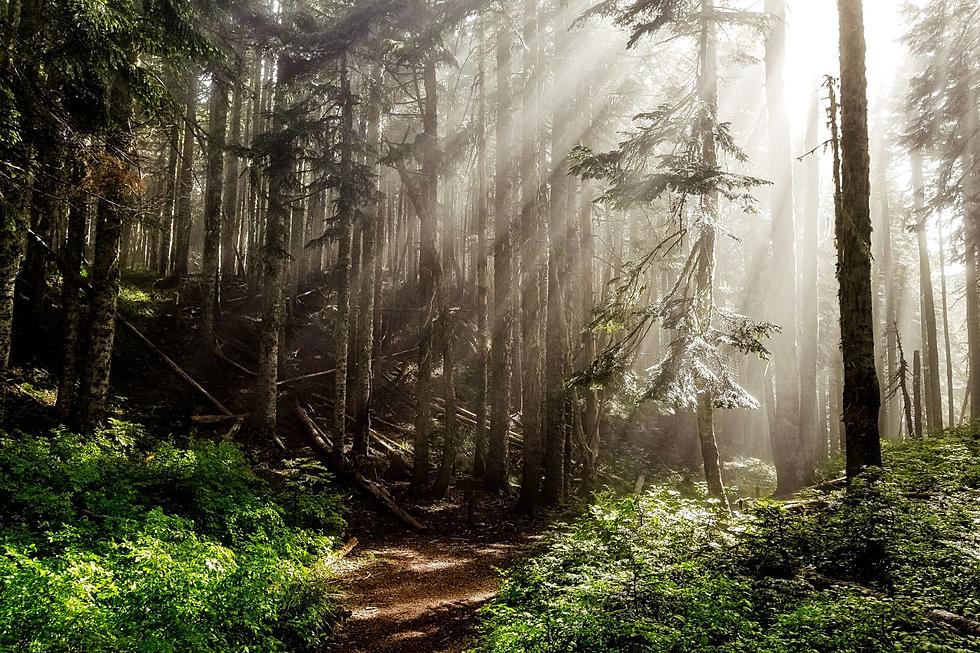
<box><xmin>1</xmin><ymin>0</ymin><xmax>979</xmax><ymax>651</ymax></box>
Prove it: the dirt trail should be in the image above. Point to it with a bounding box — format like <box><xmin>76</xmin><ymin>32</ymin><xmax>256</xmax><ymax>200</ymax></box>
<box><xmin>331</xmin><ymin>528</ymin><xmax>537</xmax><ymax>653</ymax></box>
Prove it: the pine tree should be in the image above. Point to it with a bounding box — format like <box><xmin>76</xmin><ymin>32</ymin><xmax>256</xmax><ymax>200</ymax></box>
<box><xmin>836</xmin><ymin>0</ymin><xmax>881</xmax><ymax>479</ymax></box>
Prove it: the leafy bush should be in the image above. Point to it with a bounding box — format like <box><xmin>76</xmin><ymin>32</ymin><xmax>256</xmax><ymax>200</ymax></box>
<box><xmin>475</xmin><ymin>428</ymin><xmax>980</xmax><ymax>652</ymax></box>
<box><xmin>0</xmin><ymin>421</ymin><xmax>347</xmax><ymax>653</ymax></box>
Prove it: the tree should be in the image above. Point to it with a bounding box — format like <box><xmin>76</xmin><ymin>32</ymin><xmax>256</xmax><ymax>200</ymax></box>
<box><xmin>764</xmin><ymin>0</ymin><xmax>811</xmax><ymax>494</ymax></box>
<box><xmin>487</xmin><ymin>10</ymin><xmax>515</xmax><ymax>494</ymax></box>
<box><xmin>570</xmin><ymin>0</ymin><xmax>773</xmax><ymax>505</ymax></box>
<box><xmin>200</xmin><ymin>70</ymin><xmax>230</xmax><ymax>349</ymax></box>
<box><xmin>910</xmin><ymin>147</ymin><xmax>943</xmax><ymax>432</ymax></box>
<box><xmin>835</xmin><ymin>0</ymin><xmax>881</xmax><ymax>479</ymax></box>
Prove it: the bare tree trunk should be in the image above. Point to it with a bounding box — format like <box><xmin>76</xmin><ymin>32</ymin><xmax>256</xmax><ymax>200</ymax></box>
<box><xmin>913</xmin><ymin>349</ymin><xmax>923</xmax><ymax>439</ymax></box>
<box><xmin>432</xmin><ymin>313</ymin><xmax>457</xmax><ymax>498</ymax></box>
<box><xmin>801</xmin><ymin>93</ymin><xmax>822</xmax><ymax>463</ymax></box>
<box><xmin>333</xmin><ymin>57</ymin><xmax>356</xmax><ymax>462</ymax></box>
<box><xmin>157</xmin><ymin>123</ymin><xmax>179</xmax><ymax>277</ymax></box>
<box><xmin>411</xmin><ymin>56</ymin><xmax>442</xmax><ymax>493</ymax></box>
<box><xmin>542</xmin><ymin>1</ymin><xmax>571</xmax><ymax>507</ymax></box>
<box><xmin>487</xmin><ymin>15</ymin><xmax>514</xmax><ymax>494</ymax></box>
<box><xmin>352</xmin><ymin>65</ymin><xmax>382</xmax><ymax>460</ymax></box>
<box><xmin>911</xmin><ymin>148</ymin><xmax>943</xmax><ymax>432</ymax></box>
<box><xmin>173</xmin><ymin>72</ymin><xmax>198</xmax><ymax>278</ymax></box>
<box><xmin>836</xmin><ymin>0</ymin><xmax>881</xmax><ymax>479</ymax></box>
<box><xmin>56</xmin><ymin>161</ymin><xmax>88</xmax><ymax>418</ymax></box>
<box><xmin>764</xmin><ymin>0</ymin><xmax>808</xmax><ymax>495</ymax></box>
<box><xmin>472</xmin><ymin>17</ymin><xmax>490</xmax><ymax>479</ymax></box>
<box><xmin>517</xmin><ymin>0</ymin><xmax>543</xmax><ymax>512</ymax></box>
<box><xmin>961</xmin><ymin>96</ymin><xmax>980</xmax><ymax>421</ymax></box>
<box><xmin>872</xmin><ymin>129</ymin><xmax>898</xmax><ymax>437</ymax></box>
<box><xmin>937</xmin><ymin>215</ymin><xmax>955</xmax><ymax>426</ymax></box>
<box><xmin>201</xmin><ymin>71</ymin><xmax>230</xmax><ymax>348</ymax></box>
<box><xmin>250</xmin><ymin>53</ymin><xmax>295</xmax><ymax>440</ymax></box>
<box><xmin>221</xmin><ymin>69</ymin><xmax>243</xmax><ymax>278</ymax></box>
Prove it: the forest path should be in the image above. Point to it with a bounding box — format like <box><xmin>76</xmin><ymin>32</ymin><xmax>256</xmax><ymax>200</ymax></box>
<box><xmin>330</xmin><ymin>523</ymin><xmax>539</xmax><ymax>652</ymax></box>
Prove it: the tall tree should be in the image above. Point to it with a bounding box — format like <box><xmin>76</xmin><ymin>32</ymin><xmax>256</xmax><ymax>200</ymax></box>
<box><xmin>75</xmin><ymin>77</ymin><xmax>136</xmax><ymax>427</ymax></box>
<box><xmin>201</xmin><ymin>71</ymin><xmax>230</xmax><ymax>348</ymax></box>
<box><xmin>250</xmin><ymin>48</ymin><xmax>297</xmax><ymax>439</ymax></box>
<box><xmin>332</xmin><ymin>56</ymin><xmax>356</xmax><ymax>463</ymax></box>
<box><xmin>836</xmin><ymin>0</ymin><xmax>881</xmax><ymax>479</ymax></box>
<box><xmin>910</xmin><ymin>147</ymin><xmax>943</xmax><ymax>432</ymax></box>
<box><xmin>487</xmin><ymin>11</ymin><xmax>515</xmax><ymax>494</ymax></box>
<box><xmin>172</xmin><ymin>72</ymin><xmax>198</xmax><ymax>278</ymax></box>
<box><xmin>764</xmin><ymin>0</ymin><xmax>810</xmax><ymax>494</ymax></box>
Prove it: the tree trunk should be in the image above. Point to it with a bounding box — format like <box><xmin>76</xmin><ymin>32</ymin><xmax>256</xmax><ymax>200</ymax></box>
<box><xmin>472</xmin><ymin>17</ymin><xmax>490</xmax><ymax>479</ymax></box>
<box><xmin>873</xmin><ymin>137</ymin><xmax>898</xmax><ymax>437</ymax></box>
<box><xmin>937</xmin><ymin>216</ymin><xmax>955</xmax><ymax>426</ymax></box>
<box><xmin>173</xmin><ymin>72</ymin><xmax>198</xmax><ymax>278</ymax></box>
<box><xmin>913</xmin><ymin>349</ymin><xmax>923</xmax><ymax>439</ymax></box>
<box><xmin>517</xmin><ymin>0</ymin><xmax>543</xmax><ymax>512</ymax></box>
<box><xmin>352</xmin><ymin>65</ymin><xmax>382</xmax><ymax>460</ymax></box>
<box><xmin>764</xmin><ymin>0</ymin><xmax>809</xmax><ymax>495</ymax></box>
<box><xmin>542</xmin><ymin>2</ymin><xmax>571</xmax><ymax>507</ymax></box>
<box><xmin>911</xmin><ymin>148</ymin><xmax>943</xmax><ymax>433</ymax></box>
<box><xmin>250</xmin><ymin>53</ymin><xmax>295</xmax><ymax>439</ymax></box>
<box><xmin>411</xmin><ymin>56</ymin><xmax>442</xmax><ymax>493</ymax></box>
<box><xmin>221</xmin><ymin>69</ymin><xmax>243</xmax><ymax>278</ymax></box>
<box><xmin>801</xmin><ymin>94</ymin><xmax>823</xmax><ymax>463</ymax></box>
<box><xmin>56</xmin><ymin>160</ymin><xmax>88</xmax><ymax>418</ymax></box>
<box><xmin>75</xmin><ymin>78</ymin><xmax>135</xmax><ymax>428</ymax></box>
<box><xmin>835</xmin><ymin>0</ymin><xmax>882</xmax><ymax>479</ymax></box>
<box><xmin>487</xmin><ymin>16</ymin><xmax>514</xmax><ymax>495</ymax></box>
<box><xmin>961</xmin><ymin>96</ymin><xmax>980</xmax><ymax>421</ymax></box>
<box><xmin>333</xmin><ymin>57</ymin><xmax>356</xmax><ymax>462</ymax></box>
<box><xmin>694</xmin><ymin>0</ymin><xmax>729</xmax><ymax>509</ymax></box>
<box><xmin>432</xmin><ymin>313</ymin><xmax>457</xmax><ymax>498</ymax></box>
<box><xmin>201</xmin><ymin>71</ymin><xmax>230</xmax><ymax>348</ymax></box>
<box><xmin>157</xmin><ymin>122</ymin><xmax>180</xmax><ymax>277</ymax></box>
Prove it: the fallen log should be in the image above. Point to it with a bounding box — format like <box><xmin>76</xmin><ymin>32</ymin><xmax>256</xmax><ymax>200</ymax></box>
<box><xmin>927</xmin><ymin>609</ymin><xmax>980</xmax><ymax>637</ymax></box>
<box><xmin>120</xmin><ymin>319</ymin><xmax>234</xmax><ymax>417</ymax></box>
<box><xmin>215</xmin><ymin>339</ymin><xmax>257</xmax><ymax>377</ymax></box>
<box><xmin>278</xmin><ymin>367</ymin><xmax>337</xmax><ymax>387</ymax></box>
<box><xmin>294</xmin><ymin>403</ymin><xmax>425</xmax><ymax>531</ymax></box>
<box><xmin>277</xmin><ymin>347</ymin><xmax>418</xmax><ymax>388</ymax></box>
<box><xmin>191</xmin><ymin>413</ymin><xmax>248</xmax><ymax>425</ymax></box>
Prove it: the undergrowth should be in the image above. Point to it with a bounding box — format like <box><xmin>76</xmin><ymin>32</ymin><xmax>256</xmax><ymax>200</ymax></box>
<box><xmin>475</xmin><ymin>425</ymin><xmax>980</xmax><ymax>652</ymax></box>
<box><xmin>0</xmin><ymin>419</ymin><xmax>347</xmax><ymax>652</ymax></box>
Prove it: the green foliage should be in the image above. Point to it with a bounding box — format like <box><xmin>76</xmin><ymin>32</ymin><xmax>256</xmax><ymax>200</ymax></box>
<box><xmin>475</xmin><ymin>427</ymin><xmax>980</xmax><ymax>652</ymax></box>
<box><xmin>0</xmin><ymin>422</ymin><xmax>347</xmax><ymax>653</ymax></box>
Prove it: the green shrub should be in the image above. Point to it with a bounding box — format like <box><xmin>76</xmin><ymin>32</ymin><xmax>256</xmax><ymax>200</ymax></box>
<box><xmin>475</xmin><ymin>428</ymin><xmax>980</xmax><ymax>652</ymax></box>
<box><xmin>0</xmin><ymin>422</ymin><xmax>347</xmax><ymax>653</ymax></box>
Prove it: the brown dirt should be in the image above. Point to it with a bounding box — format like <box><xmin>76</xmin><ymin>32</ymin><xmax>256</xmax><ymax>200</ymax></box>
<box><xmin>328</xmin><ymin>492</ymin><xmax>546</xmax><ymax>653</ymax></box>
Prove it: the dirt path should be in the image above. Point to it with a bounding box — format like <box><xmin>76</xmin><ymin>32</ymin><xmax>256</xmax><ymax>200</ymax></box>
<box><xmin>331</xmin><ymin>528</ymin><xmax>537</xmax><ymax>653</ymax></box>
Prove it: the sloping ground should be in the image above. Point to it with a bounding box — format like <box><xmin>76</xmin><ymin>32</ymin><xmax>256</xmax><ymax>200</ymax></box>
<box><xmin>332</xmin><ymin>532</ymin><xmax>535</xmax><ymax>653</ymax></box>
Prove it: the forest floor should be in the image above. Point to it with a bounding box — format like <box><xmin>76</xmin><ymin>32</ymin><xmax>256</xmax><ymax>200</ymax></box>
<box><xmin>330</xmin><ymin>522</ymin><xmax>540</xmax><ymax>653</ymax></box>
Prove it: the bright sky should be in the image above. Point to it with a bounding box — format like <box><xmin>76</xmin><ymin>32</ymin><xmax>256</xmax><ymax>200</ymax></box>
<box><xmin>784</xmin><ymin>0</ymin><xmax>911</xmax><ymax>124</ymax></box>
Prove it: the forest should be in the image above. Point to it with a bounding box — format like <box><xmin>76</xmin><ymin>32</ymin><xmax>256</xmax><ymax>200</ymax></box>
<box><xmin>1</xmin><ymin>0</ymin><xmax>979</xmax><ymax>651</ymax></box>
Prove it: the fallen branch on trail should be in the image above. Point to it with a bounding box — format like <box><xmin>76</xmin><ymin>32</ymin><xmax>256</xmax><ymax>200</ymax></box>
<box><xmin>927</xmin><ymin>609</ymin><xmax>980</xmax><ymax>637</ymax></box>
<box><xmin>294</xmin><ymin>403</ymin><xmax>425</xmax><ymax>531</ymax></box>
